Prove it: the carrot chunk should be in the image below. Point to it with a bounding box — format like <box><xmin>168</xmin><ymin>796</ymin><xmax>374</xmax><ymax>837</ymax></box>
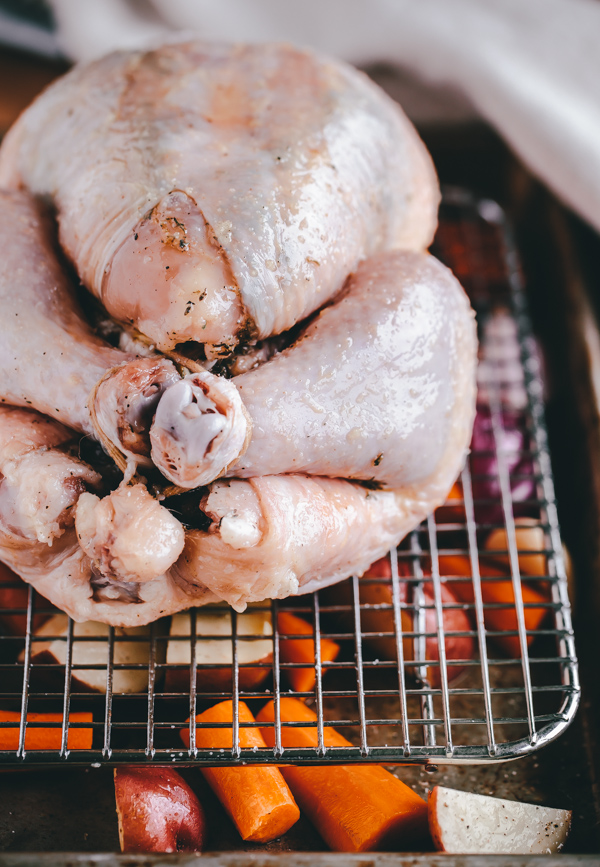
<box><xmin>438</xmin><ymin>555</ymin><xmax>550</xmax><ymax>657</ymax></box>
<box><xmin>0</xmin><ymin>710</ymin><xmax>93</xmax><ymax>750</ymax></box>
<box><xmin>257</xmin><ymin>698</ymin><xmax>429</xmax><ymax>852</ymax></box>
<box><xmin>277</xmin><ymin>611</ymin><xmax>339</xmax><ymax>693</ymax></box>
<box><xmin>180</xmin><ymin>700</ymin><xmax>299</xmax><ymax>843</ymax></box>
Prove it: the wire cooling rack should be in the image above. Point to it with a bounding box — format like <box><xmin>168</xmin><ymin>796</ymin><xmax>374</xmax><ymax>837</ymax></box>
<box><xmin>0</xmin><ymin>191</ymin><xmax>579</xmax><ymax>767</ymax></box>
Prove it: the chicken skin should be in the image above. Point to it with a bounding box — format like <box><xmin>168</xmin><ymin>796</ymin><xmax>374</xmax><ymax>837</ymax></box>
<box><xmin>0</xmin><ymin>405</ymin><xmax>208</xmax><ymax>625</ymax></box>
<box><xmin>0</xmin><ymin>41</ymin><xmax>439</xmax><ymax>355</ymax></box>
<box><xmin>0</xmin><ymin>190</ymin><xmax>183</xmax><ymax>469</ymax></box>
<box><xmin>0</xmin><ymin>406</ymin><xmax>468</xmax><ymax>625</ymax></box>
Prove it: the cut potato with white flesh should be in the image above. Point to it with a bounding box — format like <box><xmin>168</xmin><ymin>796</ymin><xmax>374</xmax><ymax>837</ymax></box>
<box><xmin>165</xmin><ymin>605</ymin><xmax>273</xmax><ymax>692</ymax></box>
<box><xmin>484</xmin><ymin>520</ymin><xmax>575</xmax><ymax>607</ymax></box>
<box><xmin>25</xmin><ymin>614</ymin><xmax>155</xmax><ymax>693</ymax></box>
<box><xmin>429</xmin><ymin>786</ymin><xmax>571</xmax><ymax>854</ymax></box>
<box><xmin>484</xmin><ymin>519</ymin><xmax>548</xmax><ymax>577</ymax></box>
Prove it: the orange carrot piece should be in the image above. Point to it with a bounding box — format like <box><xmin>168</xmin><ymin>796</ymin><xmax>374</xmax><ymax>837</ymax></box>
<box><xmin>277</xmin><ymin>611</ymin><xmax>339</xmax><ymax>694</ymax></box>
<box><xmin>257</xmin><ymin>698</ymin><xmax>429</xmax><ymax>852</ymax></box>
<box><xmin>0</xmin><ymin>710</ymin><xmax>93</xmax><ymax>750</ymax></box>
<box><xmin>180</xmin><ymin>700</ymin><xmax>299</xmax><ymax>843</ymax></box>
<box><xmin>438</xmin><ymin>555</ymin><xmax>550</xmax><ymax>657</ymax></box>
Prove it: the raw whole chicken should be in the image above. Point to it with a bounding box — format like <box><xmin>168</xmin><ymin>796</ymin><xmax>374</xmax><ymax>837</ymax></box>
<box><xmin>0</xmin><ymin>40</ymin><xmax>479</xmax><ymax>626</ymax></box>
<box><xmin>0</xmin><ymin>41</ymin><xmax>439</xmax><ymax>356</ymax></box>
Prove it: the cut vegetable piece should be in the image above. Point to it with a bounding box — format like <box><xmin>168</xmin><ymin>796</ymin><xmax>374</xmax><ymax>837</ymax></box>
<box><xmin>439</xmin><ymin>555</ymin><xmax>550</xmax><ymax>657</ymax></box>
<box><xmin>257</xmin><ymin>697</ymin><xmax>429</xmax><ymax>852</ymax></box>
<box><xmin>470</xmin><ymin>407</ymin><xmax>536</xmax><ymax>525</ymax></box>
<box><xmin>484</xmin><ymin>519</ymin><xmax>547</xmax><ymax>577</ymax></box>
<box><xmin>181</xmin><ymin>700</ymin><xmax>299</xmax><ymax>843</ymax></box>
<box><xmin>324</xmin><ymin>560</ymin><xmax>475</xmax><ymax>686</ymax></box>
<box><xmin>434</xmin><ymin>480</ymin><xmax>465</xmax><ymax>524</ymax></box>
<box><xmin>23</xmin><ymin>614</ymin><xmax>154</xmax><ymax>693</ymax></box>
<box><xmin>0</xmin><ymin>710</ymin><xmax>92</xmax><ymax>750</ymax></box>
<box><xmin>429</xmin><ymin>785</ymin><xmax>571</xmax><ymax>853</ymax></box>
<box><xmin>165</xmin><ymin>606</ymin><xmax>273</xmax><ymax>692</ymax></box>
<box><xmin>277</xmin><ymin>611</ymin><xmax>340</xmax><ymax>693</ymax></box>
<box><xmin>114</xmin><ymin>766</ymin><xmax>206</xmax><ymax>853</ymax></box>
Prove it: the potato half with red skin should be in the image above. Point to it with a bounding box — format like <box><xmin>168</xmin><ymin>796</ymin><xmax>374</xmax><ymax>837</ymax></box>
<box><xmin>326</xmin><ymin>557</ymin><xmax>475</xmax><ymax>685</ymax></box>
<box><xmin>114</xmin><ymin>767</ymin><xmax>206</xmax><ymax>853</ymax></box>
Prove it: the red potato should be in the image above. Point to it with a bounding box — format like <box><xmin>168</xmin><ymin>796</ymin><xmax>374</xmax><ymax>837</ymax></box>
<box><xmin>434</xmin><ymin>480</ymin><xmax>465</xmax><ymax>524</ymax></box>
<box><xmin>429</xmin><ymin>786</ymin><xmax>571</xmax><ymax>854</ymax></box>
<box><xmin>327</xmin><ymin>557</ymin><xmax>475</xmax><ymax>685</ymax></box>
<box><xmin>438</xmin><ymin>555</ymin><xmax>550</xmax><ymax>657</ymax></box>
<box><xmin>165</xmin><ymin>606</ymin><xmax>273</xmax><ymax>693</ymax></box>
<box><xmin>114</xmin><ymin>766</ymin><xmax>206</xmax><ymax>853</ymax></box>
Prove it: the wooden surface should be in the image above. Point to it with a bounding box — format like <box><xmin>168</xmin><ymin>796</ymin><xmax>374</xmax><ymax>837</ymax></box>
<box><xmin>0</xmin><ymin>45</ymin><xmax>66</xmax><ymax>135</ymax></box>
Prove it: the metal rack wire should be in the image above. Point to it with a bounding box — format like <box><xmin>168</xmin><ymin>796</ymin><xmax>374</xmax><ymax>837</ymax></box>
<box><xmin>0</xmin><ymin>191</ymin><xmax>579</xmax><ymax>767</ymax></box>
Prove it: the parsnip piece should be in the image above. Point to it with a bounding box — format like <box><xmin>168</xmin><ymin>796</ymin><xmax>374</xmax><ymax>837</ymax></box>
<box><xmin>26</xmin><ymin>614</ymin><xmax>154</xmax><ymax>693</ymax></box>
<box><xmin>429</xmin><ymin>786</ymin><xmax>571</xmax><ymax>854</ymax></box>
<box><xmin>166</xmin><ymin>606</ymin><xmax>273</xmax><ymax>691</ymax></box>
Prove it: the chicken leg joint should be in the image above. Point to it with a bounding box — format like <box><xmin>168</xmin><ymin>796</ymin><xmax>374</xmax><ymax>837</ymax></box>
<box><xmin>149</xmin><ymin>370</ymin><xmax>251</xmax><ymax>488</ymax></box>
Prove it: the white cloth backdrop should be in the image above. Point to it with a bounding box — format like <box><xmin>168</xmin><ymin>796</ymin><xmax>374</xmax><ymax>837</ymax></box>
<box><xmin>49</xmin><ymin>0</ymin><xmax>600</xmax><ymax>233</ymax></box>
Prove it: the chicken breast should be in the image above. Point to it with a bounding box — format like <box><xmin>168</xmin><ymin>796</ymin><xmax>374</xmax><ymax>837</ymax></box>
<box><xmin>0</xmin><ymin>40</ymin><xmax>439</xmax><ymax>354</ymax></box>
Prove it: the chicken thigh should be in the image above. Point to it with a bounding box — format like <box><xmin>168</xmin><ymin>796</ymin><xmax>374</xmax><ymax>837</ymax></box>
<box><xmin>0</xmin><ymin>41</ymin><xmax>439</xmax><ymax>355</ymax></box>
<box><xmin>151</xmin><ymin>251</ymin><xmax>477</xmax><ymax>489</ymax></box>
<box><xmin>0</xmin><ymin>190</ymin><xmax>183</xmax><ymax>468</ymax></box>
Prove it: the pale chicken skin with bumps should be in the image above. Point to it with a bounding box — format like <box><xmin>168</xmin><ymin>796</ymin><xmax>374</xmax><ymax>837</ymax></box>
<box><xmin>0</xmin><ymin>41</ymin><xmax>439</xmax><ymax>356</ymax></box>
<box><xmin>0</xmin><ymin>404</ymin><xmax>471</xmax><ymax>625</ymax></box>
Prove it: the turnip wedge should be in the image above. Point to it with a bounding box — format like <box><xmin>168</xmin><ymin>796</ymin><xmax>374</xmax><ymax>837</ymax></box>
<box><xmin>429</xmin><ymin>785</ymin><xmax>571</xmax><ymax>854</ymax></box>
